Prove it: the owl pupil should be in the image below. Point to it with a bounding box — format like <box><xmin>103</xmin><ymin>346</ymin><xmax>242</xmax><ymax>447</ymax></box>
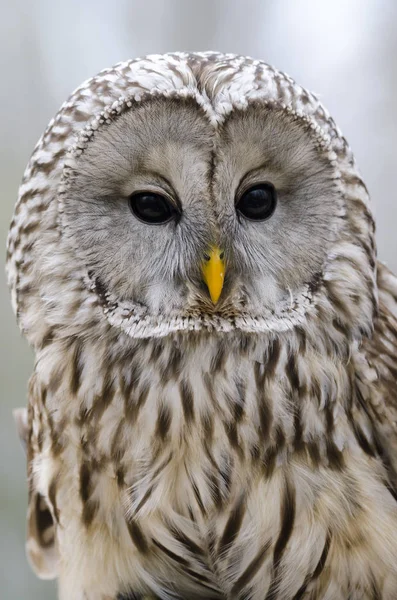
<box><xmin>129</xmin><ymin>192</ymin><xmax>176</xmax><ymax>225</ymax></box>
<box><xmin>236</xmin><ymin>183</ymin><xmax>277</xmax><ymax>221</ymax></box>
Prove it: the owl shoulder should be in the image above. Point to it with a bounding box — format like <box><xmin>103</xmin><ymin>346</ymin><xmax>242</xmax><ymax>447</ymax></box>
<box><xmin>362</xmin><ymin>261</ymin><xmax>397</xmax><ymax>402</ymax></box>
<box><xmin>351</xmin><ymin>262</ymin><xmax>397</xmax><ymax>480</ymax></box>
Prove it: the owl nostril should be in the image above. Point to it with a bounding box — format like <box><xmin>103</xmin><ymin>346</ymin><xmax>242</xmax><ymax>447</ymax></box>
<box><xmin>219</xmin><ymin>251</ymin><xmax>225</xmax><ymax>260</ymax></box>
<box><xmin>203</xmin><ymin>253</ymin><xmax>211</xmax><ymax>261</ymax></box>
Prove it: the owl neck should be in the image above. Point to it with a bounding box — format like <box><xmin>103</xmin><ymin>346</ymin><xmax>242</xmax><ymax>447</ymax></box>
<box><xmin>40</xmin><ymin>320</ymin><xmax>375</xmax><ymax>478</ymax></box>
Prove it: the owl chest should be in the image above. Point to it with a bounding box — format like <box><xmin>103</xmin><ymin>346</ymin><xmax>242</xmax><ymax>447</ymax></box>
<box><xmin>104</xmin><ymin>361</ymin><xmax>263</xmax><ymax>520</ymax></box>
<box><xmin>41</xmin><ymin>346</ymin><xmax>397</xmax><ymax>599</ymax></box>
<box><xmin>60</xmin><ymin>341</ymin><xmax>293</xmax><ymax>532</ymax></box>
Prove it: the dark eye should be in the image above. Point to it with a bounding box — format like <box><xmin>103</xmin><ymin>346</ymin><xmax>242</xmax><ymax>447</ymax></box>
<box><xmin>129</xmin><ymin>192</ymin><xmax>178</xmax><ymax>225</ymax></box>
<box><xmin>236</xmin><ymin>183</ymin><xmax>277</xmax><ymax>221</ymax></box>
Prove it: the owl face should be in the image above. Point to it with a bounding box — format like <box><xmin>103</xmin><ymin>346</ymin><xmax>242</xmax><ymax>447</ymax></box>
<box><xmin>62</xmin><ymin>95</ymin><xmax>339</xmax><ymax>325</ymax></box>
<box><xmin>8</xmin><ymin>53</ymin><xmax>375</xmax><ymax>343</ymax></box>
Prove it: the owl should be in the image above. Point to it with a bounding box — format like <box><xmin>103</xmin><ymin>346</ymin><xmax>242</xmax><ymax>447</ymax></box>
<box><xmin>6</xmin><ymin>52</ymin><xmax>397</xmax><ymax>600</ymax></box>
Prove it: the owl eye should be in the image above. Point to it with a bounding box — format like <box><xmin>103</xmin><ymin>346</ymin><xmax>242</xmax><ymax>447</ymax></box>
<box><xmin>236</xmin><ymin>183</ymin><xmax>277</xmax><ymax>221</ymax></box>
<box><xmin>129</xmin><ymin>192</ymin><xmax>178</xmax><ymax>225</ymax></box>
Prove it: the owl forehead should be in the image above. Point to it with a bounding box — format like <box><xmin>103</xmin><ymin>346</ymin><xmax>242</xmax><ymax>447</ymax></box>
<box><xmin>62</xmin><ymin>52</ymin><xmax>344</xmax><ymax>164</ymax></box>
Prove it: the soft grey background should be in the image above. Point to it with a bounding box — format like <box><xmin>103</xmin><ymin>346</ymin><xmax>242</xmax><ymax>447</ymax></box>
<box><xmin>1</xmin><ymin>1</ymin><xmax>396</xmax><ymax>598</ymax></box>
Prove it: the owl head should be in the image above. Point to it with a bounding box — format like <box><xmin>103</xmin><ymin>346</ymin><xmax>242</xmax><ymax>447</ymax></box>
<box><xmin>6</xmin><ymin>53</ymin><xmax>377</xmax><ymax>346</ymax></box>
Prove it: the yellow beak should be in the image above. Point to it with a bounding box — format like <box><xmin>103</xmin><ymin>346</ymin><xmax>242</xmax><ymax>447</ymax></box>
<box><xmin>201</xmin><ymin>246</ymin><xmax>225</xmax><ymax>304</ymax></box>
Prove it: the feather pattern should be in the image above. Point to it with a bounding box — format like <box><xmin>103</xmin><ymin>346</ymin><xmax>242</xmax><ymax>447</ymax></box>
<box><xmin>6</xmin><ymin>52</ymin><xmax>397</xmax><ymax>599</ymax></box>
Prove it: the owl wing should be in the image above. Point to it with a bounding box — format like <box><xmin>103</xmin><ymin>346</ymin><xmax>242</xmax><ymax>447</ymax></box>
<box><xmin>364</xmin><ymin>262</ymin><xmax>397</xmax><ymax>404</ymax></box>
<box><xmin>356</xmin><ymin>261</ymin><xmax>397</xmax><ymax>479</ymax></box>
<box><xmin>13</xmin><ymin>406</ymin><xmax>59</xmax><ymax>580</ymax></box>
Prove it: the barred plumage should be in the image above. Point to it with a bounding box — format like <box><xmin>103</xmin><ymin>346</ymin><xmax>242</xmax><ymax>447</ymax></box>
<box><xmin>7</xmin><ymin>52</ymin><xmax>397</xmax><ymax>599</ymax></box>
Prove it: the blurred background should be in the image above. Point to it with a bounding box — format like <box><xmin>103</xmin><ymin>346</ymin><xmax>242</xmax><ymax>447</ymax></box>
<box><xmin>1</xmin><ymin>0</ymin><xmax>396</xmax><ymax>597</ymax></box>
